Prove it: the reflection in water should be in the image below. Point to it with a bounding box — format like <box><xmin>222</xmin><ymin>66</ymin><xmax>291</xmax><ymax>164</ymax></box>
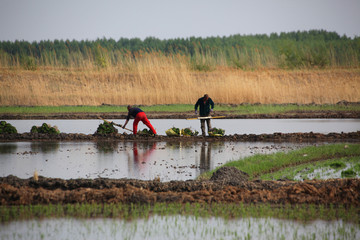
<box><xmin>128</xmin><ymin>142</ymin><xmax>157</xmax><ymax>179</ymax></box>
<box><xmin>95</xmin><ymin>141</ymin><xmax>119</xmax><ymax>153</ymax></box>
<box><xmin>200</xmin><ymin>142</ymin><xmax>211</xmax><ymax>173</ymax></box>
<box><xmin>30</xmin><ymin>141</ymin><xmax>59</xmax><ymax>153</ymax></box>
<box><xmin>0</xmin><ymin>141</ymin><xmax>322</xmax><ymax>180</ymax></box>
<box><xmin>0</xmin><ymin>143</ymin><xmax>18</xmax><ymax>154</ymax></box>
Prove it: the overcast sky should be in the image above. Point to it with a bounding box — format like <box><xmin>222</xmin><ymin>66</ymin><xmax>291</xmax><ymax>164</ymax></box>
<box><xmin>1</xmin><ymin>0</ymin><xmax>359</xmax><ymax>42</ymax></box>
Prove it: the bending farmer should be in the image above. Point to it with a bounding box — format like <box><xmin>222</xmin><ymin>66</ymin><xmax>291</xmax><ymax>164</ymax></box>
<box><xmin>122</xmin><ymin>105</ymin><xmax>157</xmax><ymax>135</ymax></box>
<box><xmin>194</xmin><ymin>94</ymin><xmax>214</xmax><ymax>136</ymax></box>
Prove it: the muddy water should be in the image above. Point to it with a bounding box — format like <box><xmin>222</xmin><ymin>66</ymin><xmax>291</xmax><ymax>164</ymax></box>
<box><xmin>4</xmin><ymin>119</ymin><xmax>360</xmax><ymax>135</ymax></box>
<box><xmin>0</xmin><ymin>141</ymin><xmax>318</xmax><ymax>181</ymax></box>
<box><xmin>1</xmin><ymin>216</ymin><xmax>358</xmax><ymax>240</ymax></box>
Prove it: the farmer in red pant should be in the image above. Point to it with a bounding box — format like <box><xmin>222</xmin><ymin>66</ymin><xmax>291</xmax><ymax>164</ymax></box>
<box><xmin>122</xmin><ymin>105</ymin><xmax>157</xmax><ymax>135</ymax></box>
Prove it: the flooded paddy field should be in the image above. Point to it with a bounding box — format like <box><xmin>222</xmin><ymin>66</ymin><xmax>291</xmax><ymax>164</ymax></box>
<box><xmin>0</xmin><ymin>141</ymin><xmax>321</xmax><ymax>181</ymax></box>
<box><xmin>4</xmin><ymin>118</ymin><xmax>360</xmax><ymax>135</ymax></box>
<box><xmin>1</xmin><ymin>215</ymin><xmax>359</xmax><ymax>240</ymax></box>
<box><xmin>1</xmin><ymin>118</ymin><xmax>359</xmax><ymax>240</ymax></box>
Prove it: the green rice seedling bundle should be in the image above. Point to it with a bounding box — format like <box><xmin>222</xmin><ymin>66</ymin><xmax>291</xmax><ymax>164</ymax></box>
<box><xmin>31</xmin><ymin>123</ymin><xmax>59</xmax><ymax>134</ymax></box>
<box><xmin>181</xmin><ymin>128</ymin><xmax>199</xmax><ymax>136</ymax></box>
<box><xmin>208</xmin><ymin>128</ymin><xmax>225</xmax><ymax>136</ymax></box>
<box><xmin>0</xmin><ymin>121</ymin><xmax>17</xmax><ymax>134</ymax></box>
<box><xmin>95</xmin><ymin>121</ymin><xmax>118</xmax><ymax>135</ymax></box>
<box><xmin>137</xmin><ymin>128</ymin><xmax>153</xmax><ymax>136</ymax></box>
<box><xmin>166</xmin><ymin>127</ymin><xmax>181</xmax><ymax>136</ymax></box>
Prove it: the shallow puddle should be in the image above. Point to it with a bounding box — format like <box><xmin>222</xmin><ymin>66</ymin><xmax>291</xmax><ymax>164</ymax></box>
<box><xmin>0</xmin><ymin>141</ymin><xmax>319</xmax><ymax>181</ymax></box>
<box><xmin>4</xmin><ymin>119</ymin><xmax>360</xmax><ymax>135</ymax></box>
<box><xmin>0</xmin><ymin>216</ymin><xmax>358</xmax><ymax>240</ymax></box>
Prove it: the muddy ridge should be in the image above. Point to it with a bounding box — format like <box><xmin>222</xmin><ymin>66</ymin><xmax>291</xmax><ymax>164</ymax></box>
<box><xmin>1</xmin><ymin>110</ymin><xmax>360</xmax><ymax>120</ymax></box>
<box><xmin>1</xmin><ymin>175</ymin><xmax>359</xmax><ymax>206</ymax></box>
<box><xmin>1</xmin><ymin>131</ymin><xmax>359</xmax><ymax>142</ymax></box>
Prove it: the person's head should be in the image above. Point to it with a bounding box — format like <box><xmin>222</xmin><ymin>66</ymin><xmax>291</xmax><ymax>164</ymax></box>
<box><xmin>127</xmin><ymin>105</ymin><xmax>132</xmax><ymax>111</ymax></box>
<box><xmin>203</xmin><ymin>94</ymin><xmax>209</xmax><ymax>101</ymax></box>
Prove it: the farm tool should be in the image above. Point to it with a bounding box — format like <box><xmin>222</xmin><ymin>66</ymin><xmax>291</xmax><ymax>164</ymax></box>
<box><xmin>186</xmin><ymin>116</ymin><xmax>226</xmax><ymax>120</ymax></box>
<box><xmin>98</xmin><ymin>116</ymin><xmax>132</xmax><ymax>132</ymax></box>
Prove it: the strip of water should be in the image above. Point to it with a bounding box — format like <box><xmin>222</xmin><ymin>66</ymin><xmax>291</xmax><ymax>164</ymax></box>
<box><xmin>4</xmin><ymin>119</ymin><xmax>360</xmax><ymax>135</ymax></box>
<box><xmin>0</xmin><ymin>216</ymin><xmax>358</xmax><ymax>240</ymax></box>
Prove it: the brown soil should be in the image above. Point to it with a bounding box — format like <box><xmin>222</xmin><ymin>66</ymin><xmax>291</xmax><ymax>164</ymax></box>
<box><xmin>1</xmin><ymin>131</ymin><xmax>359</xmax><ymax>142</ymax></box>
<box><xmin>1</xmin><ymin>174</ymin><xmax>359</xmax><ymax>206</ymax></box>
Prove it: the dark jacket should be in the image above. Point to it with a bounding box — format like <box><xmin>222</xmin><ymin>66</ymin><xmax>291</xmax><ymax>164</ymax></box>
<box><xmin>195</xmin><ymin>97</ymin><xmax>214</xmax><ymax>116</ymax></box>
<box><xmin>126</xmin><ymin>108</ymin><xmax>144</xmax><ymax>121</ymax></box>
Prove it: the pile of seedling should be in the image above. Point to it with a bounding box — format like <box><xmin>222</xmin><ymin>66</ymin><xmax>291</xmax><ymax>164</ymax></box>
<box><xmin>0</xmin><ymin>121</ymin><xmax>17</xmax><ymax>134</ymax></box>
<box><xmin>31</xmin><ymin>123</ymin><xmax>60</xmax><ymax>134</ymax></box>
<box><xmin>95</xmin><ymin>121</ymin><xmax>118</xmax><ymax>135</ymax></box>
<box><xmin>166</xmin><ymin>127</ymin><xmax>199</xmax><ymax>136</ymax></box>
<box><xmin>137</xmin><ymin>129</ymin><xmax>154</xmax><ymax>136</ymax></box>
<box><xmin>208</xmin><ymin>128</ymin><xmax>225</xmax><ymax>136</ymax></box>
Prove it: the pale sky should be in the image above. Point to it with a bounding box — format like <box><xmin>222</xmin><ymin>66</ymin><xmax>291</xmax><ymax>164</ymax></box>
<box><xmin>0</xmin><ymin>0</ymin><xmax>359</xmax><ymax>42</ymax></box>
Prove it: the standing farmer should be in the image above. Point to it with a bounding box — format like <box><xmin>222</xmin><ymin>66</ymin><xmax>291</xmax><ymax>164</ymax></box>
<box><xmin>194</xmin><ymin>94</ymin><xmax>214</xmax><ymax>136</ymax></box>
<box><xmin>122</xmin><ymin>105</ymin><xmax>157</xmax><ymax>135</ymax></box>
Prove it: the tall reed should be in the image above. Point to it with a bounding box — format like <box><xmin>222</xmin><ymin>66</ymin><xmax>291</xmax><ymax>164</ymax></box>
<box><xmin>0</xmin><ymin>52</ymin><xmax>359</xmax><ymax>106</ymax></box>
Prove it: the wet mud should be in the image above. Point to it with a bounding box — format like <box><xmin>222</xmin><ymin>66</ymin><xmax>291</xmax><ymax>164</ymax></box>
<box><xmin>1</xmin><ymin>110</ymin><xmax>360</xmax><ymax>120</ymax></box>
<box><xmin>1</xmin><ymin>131</ymin><xmax>359</xmax><ymax>142</ymax></box>
<box><xmin>1</xmin><ymin>174</ymin><xmax>359</xmax><ymax>206</ymax></box>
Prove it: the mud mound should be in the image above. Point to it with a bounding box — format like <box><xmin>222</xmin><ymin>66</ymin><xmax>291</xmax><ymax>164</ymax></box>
<box><xmin>210</xmin><ymin>167</ymin><xmax>249</xmax><ymax>184</ymax></box>
<box><xmin>0</xmin><ymin>131</ymin><xmax>359</xmax><ymax>142</ymax></box>
<box><xmin>1</xmin><ymin>176</ymin><xmax>359</xmax><ymax>206</ymax></box>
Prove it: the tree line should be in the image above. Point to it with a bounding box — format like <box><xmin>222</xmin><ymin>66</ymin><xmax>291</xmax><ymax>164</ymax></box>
<box><xmin>0</xmin><ymin>30</ymin><xmax>359</xmax><ymax>70</ymax></box>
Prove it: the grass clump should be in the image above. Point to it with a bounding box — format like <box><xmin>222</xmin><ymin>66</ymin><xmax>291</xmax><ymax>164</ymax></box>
<box><xmin>199</xmin><ymin>143</ymin><xmax>360</xmax><ymax>180</ymax></box>
<box><xmin>341</xmin><ymin>169</ymin><xmax>357</xmax><ymax>178</ymax></box>
<box><xmin>30</xmin><ymin>123</ymin><xmax>59</xmax><ymax>134</ymax></box>
<box><xmin>329</xmin><ymin>162</ymin><xmax>346</xmax><ymax>169</ymax></box>
<box><xmin>0</xmin><ymin>121</ymin><xmax>17</xmax><ymax>134</ymax></box>
<box><xmin>95</xmin><ymin>121</ymin><xmax>118</xmax><ymax>135</ymax></box>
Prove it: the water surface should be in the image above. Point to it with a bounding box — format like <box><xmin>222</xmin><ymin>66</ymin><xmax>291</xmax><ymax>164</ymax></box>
<box><xmin>0</xmin><ymin>141</ymin><xmax>317</xmax><ymax>181</ymax></box>
<box><xmin>4</xmin><ymin>119</ymin><xmax>360</xmax><ymax>135</ymax></box>
<box><xmin>1</xmin><ymin>216</ymin><xmax>358</xmax><ymax>240</ymax></box>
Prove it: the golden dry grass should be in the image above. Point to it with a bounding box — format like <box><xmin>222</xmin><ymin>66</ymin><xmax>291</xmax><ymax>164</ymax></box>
<box><xmin>0</xmin><ymin>54</ymin><xmax>359</xmax><ymax>106</ymax></box>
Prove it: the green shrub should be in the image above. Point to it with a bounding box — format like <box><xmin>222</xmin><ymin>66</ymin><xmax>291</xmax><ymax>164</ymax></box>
<box><xmin>0</xmin><ymin>121</ymin><xmax>17</xmax><ymax>134</ymax></box>
<box><xmin>30</xmin><ymin>123</ymin><xmax>60</xmax><ymax>134</ymax></box>
<box><xmin>95</xmin><ymin>121</ymin><xmax>118</xmax><ymax>134</ymax></box>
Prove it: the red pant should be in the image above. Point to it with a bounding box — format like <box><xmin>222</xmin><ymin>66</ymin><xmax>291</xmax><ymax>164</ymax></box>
<box><xmin>133</xmin><ymin>112</ymin><xmax>157</xmax><ymax>135</ymax></box>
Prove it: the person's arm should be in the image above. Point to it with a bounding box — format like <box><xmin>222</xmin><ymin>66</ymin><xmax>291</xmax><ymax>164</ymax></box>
<box><xmin>123</xmin><ymin>112</ymin><xmax>131</xmax><ymax>128</ymax></box>
<box><xmin>194</xmin><ymin>99</ymin><xmax>199</xmax><ymax>114</ymax></box>
<box><xmin>123</xmin><ymin>119</ymin><xmax>129</xmax><ymax>128</ymax></box>
<box><xmin>210</xmin><ymin>98</ymin><xmax>214</xmax><ymax>111</ymax></box>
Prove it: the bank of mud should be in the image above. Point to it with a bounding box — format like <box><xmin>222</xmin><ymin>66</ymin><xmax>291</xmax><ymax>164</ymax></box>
<box><xmin>1</xmin><ymin>131</ymin><xmax>360</xmax><ymax>142</ymax></box>
<box><xmin>1</xmin><ymin>110</ymin><xmax>360</xmax><ymax>120</ymax></box>
<box><xmin>0</xmin><ymin>175</ymin><xmax>359</xmax><ymax>206</ymax></box>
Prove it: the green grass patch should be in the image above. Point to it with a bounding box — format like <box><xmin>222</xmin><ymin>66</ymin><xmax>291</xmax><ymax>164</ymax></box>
<box><xmin>261</xmin><ymin>156</ymin><xmax>359</xmax><ymax>180</ymax></box>
<box><xmin>0</xmin><ymin>104</ymin><xmax>359</xmax><ymax>115</ymax></box>
<box><xmin>1</xmin><ymin>203</ymin><xmax>358</xmax><ymax>224</ymax></box>
<box><xmin>341</xmin><ymin>169</ymin><xmax>357</xmax><ymax>178</ymax></box>
<box><xmin>199</xmin><ymin>143</ymin><xmax>360</xmax><ymax>180</ymax></box>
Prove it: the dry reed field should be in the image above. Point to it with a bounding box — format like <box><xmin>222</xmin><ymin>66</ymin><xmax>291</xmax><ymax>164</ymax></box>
<box><xmin>0</xmin><ymin>54</ymin><xmax>359</xmax><ymax>106</ymax></box>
